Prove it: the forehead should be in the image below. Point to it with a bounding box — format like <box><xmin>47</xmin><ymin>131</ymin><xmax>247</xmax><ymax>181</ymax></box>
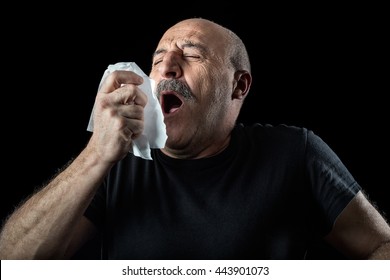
<box><xmin>156</xmin><ymin>19</ymin><xmax>228</xmax><ymax>50</ymax></box>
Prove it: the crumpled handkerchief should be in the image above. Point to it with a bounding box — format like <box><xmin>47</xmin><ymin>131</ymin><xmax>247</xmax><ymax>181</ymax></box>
<box><xmin>87</xmin><ymin>62</ymin><xmax>167</xmax><ymax>160</ymax></box>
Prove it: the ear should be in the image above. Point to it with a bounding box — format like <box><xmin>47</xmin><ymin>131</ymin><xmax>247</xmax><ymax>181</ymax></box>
<box><xmin>232</xmin><ymin>70</ymin><xmax>252</xmax><ymax>100</ymax></box>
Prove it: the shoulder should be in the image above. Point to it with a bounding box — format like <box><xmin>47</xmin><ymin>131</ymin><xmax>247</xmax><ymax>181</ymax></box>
<box><xmin>232</xmin><ymin>122</ymin><xmax>313</xmax><ymax>159</ymax></box>
<box><xmin>234</xmin><ymin>122</ymin><xmax>309</xmax><ymax>144</ymax></box>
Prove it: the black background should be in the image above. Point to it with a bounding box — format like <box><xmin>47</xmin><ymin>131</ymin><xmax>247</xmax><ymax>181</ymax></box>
<box><xmin>2</xmin><ymin>6</ymin><xmax>388</xmax><ymax>259</ymax></box>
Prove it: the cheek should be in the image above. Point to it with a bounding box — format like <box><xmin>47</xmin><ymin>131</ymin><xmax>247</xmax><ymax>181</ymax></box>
<box><xmin>149</xmin><ymin>71</ymin><xmax>158</xmax><ymax>83</ymax></box>
<box><xmin>187</xmin><ymin>67</ymin><xmax>209</xmax><ymax>92</ymax></box>
<box><xmin>194</xmin><ymin>72</ymin><xmax>217</xmax><ymax>99</ymax></box>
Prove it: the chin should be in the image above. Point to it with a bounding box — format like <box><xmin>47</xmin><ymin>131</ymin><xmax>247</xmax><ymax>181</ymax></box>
<box><xmin>164</xmin><ymin>131</ymin><xmax>186</xmax><ymax>150</ymax></box>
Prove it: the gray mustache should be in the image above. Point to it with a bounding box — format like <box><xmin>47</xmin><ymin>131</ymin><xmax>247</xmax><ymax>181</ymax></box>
<box><xmin>156</xmin><ymin>79</ymin><xmax>193</xmax><ymax>100</ymax></box>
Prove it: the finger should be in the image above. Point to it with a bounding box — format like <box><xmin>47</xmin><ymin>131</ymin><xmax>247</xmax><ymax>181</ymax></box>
<box><xmin>104</xmin><ymin>84</ymin><xmax>148</xmax><ymax>109</ymax></box>
<box><xmin>120</xmin><ymin>85</ymin><xmax>148</xmax><ymax>108</ymax></box>
<box><xmin>99</xmin><ymin>70</ymin><xmax>144</xmax><ymax>93</ymax></box>
<box><xmin>119</xmin><ymin>118</ymin><xmax>144</xmax><ymax>140</ymax></box>
<box><xmin>117</xmin><ymin>104</ymin><xmax>145</xmax><ymax>120</ymax></box>
<box><xmin>129</xmin><ymin>119</ymin><xmax>144</xmax><ymax>139</ymax></box>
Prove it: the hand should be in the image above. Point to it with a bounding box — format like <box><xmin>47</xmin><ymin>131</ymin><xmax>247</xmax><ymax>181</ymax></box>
<box><xmin>88</xmin><ymin>70</ymin><xmax>148</xmax><ymax>164</ymax></box>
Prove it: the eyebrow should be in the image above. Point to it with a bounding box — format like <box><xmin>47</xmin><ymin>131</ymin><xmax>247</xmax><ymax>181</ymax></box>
<box><xmin>152</xmin><ymin>40</ymin><xmax>208</xmax><ymax>59</ymax></box>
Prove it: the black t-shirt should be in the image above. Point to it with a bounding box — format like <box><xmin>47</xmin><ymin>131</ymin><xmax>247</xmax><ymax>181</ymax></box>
<box><xmin>84</xmin><ymin>123</ymin><xmax>361</xmax><ymax>259</ymax></box>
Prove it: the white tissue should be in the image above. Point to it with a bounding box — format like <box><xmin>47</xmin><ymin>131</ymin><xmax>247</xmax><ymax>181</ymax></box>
<box><xmin>87</xmin><ymin>62</ymin><xmax>167</xmax><ymax>160</ymax></box>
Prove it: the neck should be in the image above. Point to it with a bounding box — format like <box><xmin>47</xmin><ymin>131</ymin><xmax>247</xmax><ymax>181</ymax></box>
<box><xmin>161</xmin><ymin>133</ymin><xmax>231</xmax><ymax>159</ymax></box>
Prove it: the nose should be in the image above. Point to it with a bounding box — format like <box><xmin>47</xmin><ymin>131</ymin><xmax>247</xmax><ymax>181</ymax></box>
<box><xmin>158</xmin><ymin>51</ymin><xmax>182</xmax><ymax>79</ymax></box>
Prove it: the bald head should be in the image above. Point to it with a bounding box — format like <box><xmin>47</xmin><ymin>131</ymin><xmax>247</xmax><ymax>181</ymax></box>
<box><xmin>163</xmin><ymin>18</ymin><xmax>251</xmax><ymax>73</ymax></box>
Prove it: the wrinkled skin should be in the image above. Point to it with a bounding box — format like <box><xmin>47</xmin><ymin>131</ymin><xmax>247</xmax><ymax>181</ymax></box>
<box><xmin>149</xmin><ymin>19</ymin><xmax>250</xmax><ymax>159</ymax></box>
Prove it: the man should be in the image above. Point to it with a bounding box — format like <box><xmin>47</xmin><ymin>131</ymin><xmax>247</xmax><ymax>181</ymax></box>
<box><xmin>0</xmin><ymin>18</ymin><xmax>389</xmax><ymax>259</ymax></box>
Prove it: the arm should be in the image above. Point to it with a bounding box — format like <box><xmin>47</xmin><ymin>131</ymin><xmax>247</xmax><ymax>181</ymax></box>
<box><xmin>0</xmin><ymin>149</ymin><xmax>109</xmax><ymax>259</ymax></box>
<box><xmin>0</xmin><ymin>70</ymin><xmax>147</xmax><ymax>259</ymax></box>
<box><xmin>325</xmin><ymin>190</ymin><xmax>390</xmax><ymax>259</ymax></box>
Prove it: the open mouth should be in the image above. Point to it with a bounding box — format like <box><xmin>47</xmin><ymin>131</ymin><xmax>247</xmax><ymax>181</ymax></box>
<box><xmin>161</xmin><ymin>92</ymin><xmax>183</xmax><ymax>114</ymax></box>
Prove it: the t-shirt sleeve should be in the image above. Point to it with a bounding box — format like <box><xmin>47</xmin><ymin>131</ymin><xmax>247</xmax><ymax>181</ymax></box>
<box><xmin>305</xmin><ymin>129</ymin><xmax>361</xmax><ymax>231</ymax></box>
<box><xmin>84</xmin><ymin>182</ymin><xmax>106</xmax><ymax>229</ymax></box>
